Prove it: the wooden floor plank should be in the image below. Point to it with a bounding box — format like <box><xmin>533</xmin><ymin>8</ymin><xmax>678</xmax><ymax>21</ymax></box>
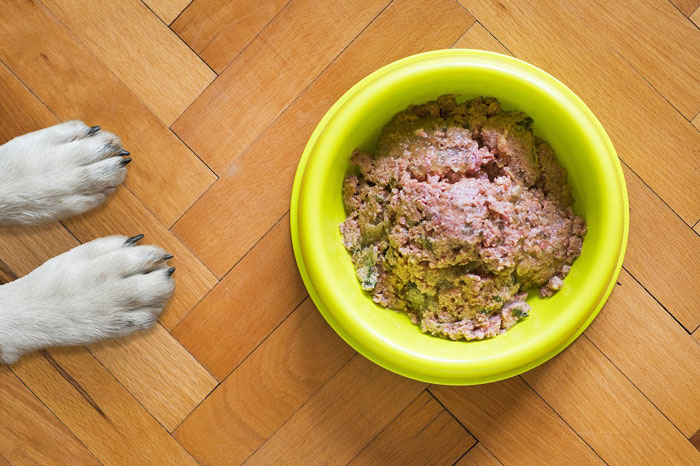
<box><xmin>62</xmin><ymin>188</ymin><xmax>218</xmax><ymax>329</ymax></box>
<box><xmin>0</xmin><ymin>367</ymin><xmax>99</xmax><ymax>465</ymax></box>
<box><xmin>522</xmin><ymin>337</ymin><xmax>700</xmax><ymax>465</ymax></box>
<box><xmin>171</xmin><ymin>0</ymin><xmax>391</xmax><ymax>174</ymax></box>
<box><xmin>461</xmin><ymin>0</ymin><xmax>700</xmax><ymax>119</ymax></box>
<box><xmin>671</xmin><ymin>0</ymin><xmax>700</xmax><ymax>16</ymax></box>
<box><xmin>691</xmin><ymin>6</ymin><xmax>700</xmax><ymax>27</ymax></box>
<box><xmin>143</xmin><ymin>0</ymin><xmax>192</xmax><ymax>25</ymax></box>
<box><xmin>0</xmin><ymin>0</ymin><xmax>216</xmax><ymax>227</ymax></box>
<box><xmin>172</xmin><ymin>214</ymin><xmax>306</xmax><ymax>380</ymax></box>
<box><xmin>11</xmin><ymin>348</ymin><xmax>197</xmax><ymax>466</ymax></box>
<box><xmin>174</xmin><ymin>299</ymin><xmax>356</xmax><ymax>466</ymax></box>
<box><xmin>460</xmin><ymin>2</ymin><xmax>700</xmax><ymax>224</ymax></box>
<box><xmin>244</xmin><ymin>354</ymin><xmax>426</xmax><ymax>465</ymax></box>
<box><xmin>452</xmin><ymin>22</ymin><xmax>509</xmax><ymax>53</ymax></box>
<box><xmin>584</xmin><ymin>270</ymin><xmax>700</xmax><ymax>436</ymax></box>
<box><xmin>171</xmin><ymin>0</ymin><xmax>473</xmax><ymax>276</ymax></box>
<box><xmin>455</xmin><ymin>444</ymin><xmax>502</xmax><ymax>466</ymax></box>
<box><xmin>349</xmin><ymin>391</ymin><xmax>475</xmax><ymax>466</ymax></box>
<box><xmin>171</xmin><ymin>0</ymin><xmax>289</xmax><ymax>73</ymax></box>
<box><xmin>89</xmin><ymin>324</ymin><xmax>217</xmax><ymax>432</ymax></box>
<box><xmin>42</xmin><ymin>0</ymin><xmax>215</xmax><ymax>126</ymax></box>
<box><xmin>622</xmin><ymin>164</ymin><xmax>700</xmax><ymax>329</ymax></box>
<box><xmin>0</xmin><ymin>62</ymin><xmax>58</xmax><ymax>142</ymax></box>
<box><xmin>693</xmin><ymin>112</ymin><xmax>700</xmax><ymax>130</ymax></box>
<box><xmin>430</xmin><ymin>378</ymin><xmax>603</xmax><ymax>466</ymax></box>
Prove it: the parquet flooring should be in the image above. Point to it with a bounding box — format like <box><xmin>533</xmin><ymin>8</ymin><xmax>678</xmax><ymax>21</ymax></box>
<box><xmin>1</xmin><ymin>1</ymin><xmax>698</xmax><ymax>464</ymax></box>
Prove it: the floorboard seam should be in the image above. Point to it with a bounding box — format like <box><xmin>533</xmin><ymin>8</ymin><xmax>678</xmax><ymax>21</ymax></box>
<box><xmin>240</xmin><ymin>352</ymin><xmax>358</xmax><ymax>464</ymax></box>
<box><xmin>582</xmin><ymin>334</ymin><xmax>693</xmax><ymax>440</ymax></box>
<box><xmin>519</xmin><ymin>373</ymin><xmax>610</xmax><ymax>465</ymax></box>
<box><xmin>7</xmin><ymin>366</ymin><xmax>105</xmax><ymax>466</ymax></box>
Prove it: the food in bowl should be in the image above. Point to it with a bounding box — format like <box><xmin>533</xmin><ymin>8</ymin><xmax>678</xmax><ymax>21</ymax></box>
<box><xmin>340</xmin><ymin>95</ymin><xmax>586</xmax><ymax>341</ymax></box>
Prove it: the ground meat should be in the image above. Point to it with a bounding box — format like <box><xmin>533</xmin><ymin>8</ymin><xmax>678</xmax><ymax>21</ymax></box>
<box><xmin>340</xmin><ymin>96</ymin><xmax>586</xmax><ymax>341</ymax></box>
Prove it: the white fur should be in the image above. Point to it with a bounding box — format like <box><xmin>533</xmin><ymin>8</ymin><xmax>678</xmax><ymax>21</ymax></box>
<box><xmin>0</xmin><ymin>120</ymin><xmax>127</xmax><ymax>225</ymax></box>
<box><xmin>0</xmin><ymin>236</ymin><xmax>175</xmax><ymax>364</ymax></box>
<box><xmin>0</xmin><ymin>121</ymin><xmax>174</xmax><ymax>364</ymax></box>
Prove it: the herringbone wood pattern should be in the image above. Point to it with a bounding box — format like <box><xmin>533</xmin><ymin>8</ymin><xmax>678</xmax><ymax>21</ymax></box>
<box><xmin>1</xmin><ymin>1</ymin><xmax>699</xmax><ymax>464</ymax></box>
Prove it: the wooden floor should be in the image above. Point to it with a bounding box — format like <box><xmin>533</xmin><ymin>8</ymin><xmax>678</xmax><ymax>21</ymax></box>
<box><xmin>0</xmin><ymin>0</ymin><xmax>699</xmax><ymax>464</ymax></box>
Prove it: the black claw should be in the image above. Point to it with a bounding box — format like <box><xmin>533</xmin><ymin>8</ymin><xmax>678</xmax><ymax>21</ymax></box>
<box><xmin>120</xmin><ymin>150</ymin><xmax>130</xmax><ymax>156</ymax></box>
<box><xmin>125</xmin><ymin>234</ymin><xmax>144</xmax><ymax>245</ymax></box>
<box><xmin>121</xmin><ymin>157</ymin><xmax>132</xmax><ymax>166</ymax></box>
<box><xmin>163</xmin><ymin>254</ymin><xmax>174</xmax><ymax>261</ymax></box>
<box><xmin>166</xmin><ymin>267</ymin><xmax>176</xmax><ymax>276</ymax></box>
<box><xmin>87</xmin><ymin>125</ymin><xmax>101</xmax><ymax>136</ymax></box>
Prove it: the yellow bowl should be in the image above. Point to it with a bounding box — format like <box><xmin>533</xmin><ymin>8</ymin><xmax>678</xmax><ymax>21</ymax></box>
<box><xmin>290</xmin><ymin>50</ymin><xmax>628</xmax><ymax>385</ymax></box>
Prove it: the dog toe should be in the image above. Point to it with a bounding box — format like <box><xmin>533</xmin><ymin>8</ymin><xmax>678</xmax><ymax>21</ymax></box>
<box><xmin>60</xmin><ymin>131</ymin><xmax>124</xmax><ymax>165</ymax></box>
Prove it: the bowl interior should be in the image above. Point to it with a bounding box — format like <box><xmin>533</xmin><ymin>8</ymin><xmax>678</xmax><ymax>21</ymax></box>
<box><xmin>295</xmin><ymin>51</ymin><xmax>626</xmax><ymax>384</ymax></box>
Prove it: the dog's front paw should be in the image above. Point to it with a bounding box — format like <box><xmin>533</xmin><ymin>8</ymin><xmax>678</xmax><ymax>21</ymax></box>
<box><xmin>0</xmin><ymin>121</ymin><xmax>131</xmax><ymax>225</ymax></box>
<box><xmin>0</xmin><ymin>235</ymin><xmax>175</xmax><ymax>363</ymax></box>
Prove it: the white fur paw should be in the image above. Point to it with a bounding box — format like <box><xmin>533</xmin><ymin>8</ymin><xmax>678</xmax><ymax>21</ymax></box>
<box><xmin>0</xmin><ymin>121</ymin><xmax>131</xmax><ymax>225</ymax></box>
<box><xmin>0</xmin><ymin>235</ymin><xmax>175</xmax><ymax>364</ymax></box>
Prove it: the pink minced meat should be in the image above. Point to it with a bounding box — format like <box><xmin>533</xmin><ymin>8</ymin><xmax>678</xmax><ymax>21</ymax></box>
<box><xmin>340</xmin><ymin>96</ymin><xmax>586</xmax><ymax>341</ymax></box>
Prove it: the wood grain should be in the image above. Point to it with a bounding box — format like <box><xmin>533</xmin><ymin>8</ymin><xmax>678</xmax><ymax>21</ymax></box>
<box><xmin>11</xmin><ymin>348</ymin><xmax>197</xmax><ymax>466</ymax></box>
<box><xmin>0</xmin><ymin>61</ymin><xmax>58</xmax><ymax>143</ymax></box>
<box><xmin>348</xmin><ymin>391</ymin><xmax>474</xmax><ymax>466</ymax></box>
<box><xmin>691</xmin><ymin>6</ymin><xmax>700</xmax><ymax>27</ymax></box>
<box><xmin>461</xmin><ymin>0</ymin><xmax>700</xmax><ymax>119</ymax></box>
<box><xmin>0</xmin><ymin>367</ymin><xmax>99</xmax><ymax>465</ymax></box>
<box><xmin>2</xmin><ymin>1</ymin><xmax>700</xmax><ymax>464</ymax></box>
<box><xmin>171</xmin><ymin>0</ymin><xmax>289</xmax><ymax>73</ymax></box>
<box><xmin>0</xmin><ymin>0</ymin><xmax>216</xmax><ymax>227</ymax></box>
<box><xmin>622</xmin><ymin>164</ymin><xmax>700</xmax><ymax>329</ymax></box>
<box><xmin>245</xmin><ymin>354</ymin><xmax>426</xmax><ymax>465</ymax></box>
<box><xmin>671</xmin><ymin>0</ymin><xmax>700</xmax><ymax>16</ymax></box>
<box><xmin>89</xmin><ymin>323</ymin><xmax>217</xmax><ymax>432</ymax></box>
<box><xmin>174</xmin><ymin>299</ymin><xmax>356</xmax><ymax>465</ymax></box>
<box><xmin>171</xmin><ymin>0</ymin><xmax>473</xmax><ymax>276</ymax></box>
<box><xmin>585</xmin><ymin>270</ymin><xmax>700</xmax><ymax>436</ymax></box>
<box><xmin>172</xmin><ymin>214</ymin><xmax>307</xmax><ymax>380</ymax></box>
<box><xmin>456</xmin><ymin>444</ymin><xmax>502</xmax><ymax>466</ymax></box>
<box><xmin>430</xmin><ymin>378</ymin><xmax>603</xmax><ymax>466</ymax></box>
<box><xmin>143</xmin><ymin>0</ymin><xmax>192</xmax><ymax>25</ymax></box>
<box><xmin>522</xmin><ymin>337</ymin><xmax>700</xmax><ymax>465</ymax></box>
<box><xmin>42</xmin><ymin>0</ymin><xmax>214</xmax><ymax>125</ymax></box>
<box><xmin>453</xmin><ymin>22</ymin><xmax>509</xmax><ymax>53</ymax></box>
<box><xmin>171</xmin><ymin>0</ymin><xmax>391</xmax><ymax>173</ymax></box>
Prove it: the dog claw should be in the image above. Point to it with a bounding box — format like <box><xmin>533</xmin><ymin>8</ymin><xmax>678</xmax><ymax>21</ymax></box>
<box><xmin>121</xmin><ymin>158</ymin><xmax>132</xmax><ymax>166</ymax></box>
<box><xmin>120</xmin><ymin>150</ymin><xmax>130</xmax><ymax>156</ymax></box>
<box><xmin>87</xmin><ymin>125</ymin><xmax>101</xmax><ymax>136</ymax></box>
<box><xmin>163</xmin><ymin>254</ymin><xmax>174</xmax><ymax>261</ymax></box>
<box><xmin>166</xmin><ymin>267</ymin><xmax>176</xmax><ymax>276</ymax></box>
<box><xmin>125</xmin><ymin>234</ymin><xmax>144</xmax><ymax>245</ymax></box>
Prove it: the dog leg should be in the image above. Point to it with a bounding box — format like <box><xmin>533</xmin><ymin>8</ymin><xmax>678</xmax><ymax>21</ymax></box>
<box><xmin>0</xmin><ymin>235</ymin><xmax>174</xmax><ymax>364</ymax></box>
<box><xmin>0</xmin><ymin>121</ymin><xmax>129</xmax><ymax>225</ymax></box>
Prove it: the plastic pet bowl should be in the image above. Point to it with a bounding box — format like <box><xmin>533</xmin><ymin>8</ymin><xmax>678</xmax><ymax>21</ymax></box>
<box><xmin>290</xmin><ymin>50</ymin><xmax>628</xmax><ymax>385</ymax></box>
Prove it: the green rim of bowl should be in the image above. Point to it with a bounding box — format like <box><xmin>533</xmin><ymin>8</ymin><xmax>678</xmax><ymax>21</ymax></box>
<box><xmin>290</xmin><ymin>50</ymin><xmax>628</xmax><ymax>385</ymax></box>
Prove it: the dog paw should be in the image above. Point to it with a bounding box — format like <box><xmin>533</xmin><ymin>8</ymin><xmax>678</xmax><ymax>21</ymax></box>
<box><xmin>0</xmin><ymin>235</ymin><xmax>175</xmax><ymax>363</ymax></box>
<box><xmin>0</xmin><ymin>121</ymin><xmax>130</xmax><ymax>225</ymax></box>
